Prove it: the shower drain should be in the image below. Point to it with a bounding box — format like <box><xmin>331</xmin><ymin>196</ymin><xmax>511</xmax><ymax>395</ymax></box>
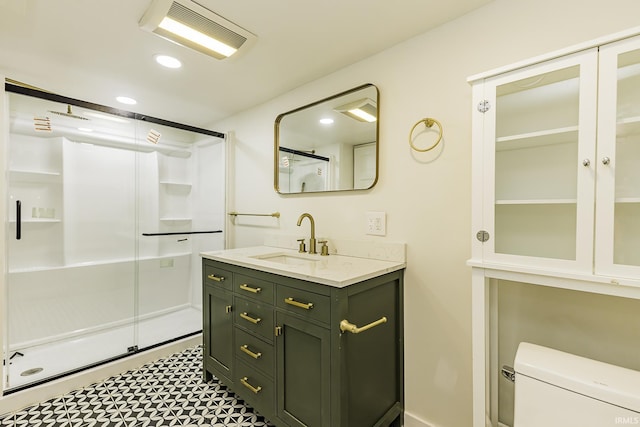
<box><xmin>20</xmin><ymin>367</ymin><xmax>43</xmax><ymax>377</ymax></box>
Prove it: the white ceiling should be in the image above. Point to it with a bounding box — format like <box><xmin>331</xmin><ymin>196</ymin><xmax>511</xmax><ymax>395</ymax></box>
<box><xmin>0</xmin><ymin>0</ymin><xmax>492</xmax><ymax>129</ymax></box>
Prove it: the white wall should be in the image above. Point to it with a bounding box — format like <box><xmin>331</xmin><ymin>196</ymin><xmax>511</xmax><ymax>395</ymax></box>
<box><xmin>214</xmin><ymin>1</ymin><xmax>640</xmax><ymax>426</ymax></box>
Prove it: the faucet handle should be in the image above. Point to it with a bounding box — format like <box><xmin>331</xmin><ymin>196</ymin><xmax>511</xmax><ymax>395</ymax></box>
<box><xmin>318</xmin><ymin>240</ymin><xmax>329</xmax><ymax>256</ymax></box>
<box><xmin>297</xmin><ymin>238</ymin><xmax>306</xmax><ymax>253</ymax></box>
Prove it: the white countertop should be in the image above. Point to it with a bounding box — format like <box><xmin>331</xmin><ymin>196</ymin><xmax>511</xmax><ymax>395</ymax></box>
<box><xmin>200</xmin><ymin>246</ymin><xmax>406</xmax><ymax>288</ymax></box>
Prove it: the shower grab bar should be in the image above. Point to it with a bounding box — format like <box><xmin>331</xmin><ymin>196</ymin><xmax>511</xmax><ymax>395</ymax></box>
<box><xmin>228</xmin><ymin>212</ymin><xmax>280</xmax><ymax>218</ymax></box>
<box><xmin>142</xmin><ymin>230</ymin><xmax>222</xmax><ymax>236</ymax></box>
<box><xmin>16</xmin><ymin>200</ymin><xmax>21</xmax><ymax>240</ymax></box>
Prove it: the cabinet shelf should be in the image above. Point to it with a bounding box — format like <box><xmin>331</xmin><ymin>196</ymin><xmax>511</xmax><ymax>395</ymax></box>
<box><xmin>617</xmin><ymin>116</ymin><xmax>640</xmax><ymax>137</ymax></box>
<box><xmin>615</xmin><ymin>197</ymin><xmax>640</xmax><ymax>203</ymax></box>
<box><xmin>496</xmin><ymin>126</ymin><xmax>578</xmax><ymax>151</ymax></box>
<box><xmin>496</xmin><ymin>198</ymin><xmax>577</xmax><ymax>205</ymax></box>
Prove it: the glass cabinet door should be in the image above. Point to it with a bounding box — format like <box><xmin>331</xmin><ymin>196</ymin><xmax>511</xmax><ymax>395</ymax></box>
<box><xmin>595</xmin><ymin>35</ymin><xmax>640</xmax><ymax>279</ymax></box>
<box><xmin>479</xmin><ymin>49</ymin><xmax>598</xmax><ymax>270</ymax></box>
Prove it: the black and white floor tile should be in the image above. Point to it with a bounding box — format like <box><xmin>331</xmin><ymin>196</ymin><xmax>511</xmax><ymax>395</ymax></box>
<box><xmin>0</xmin><ymin>345</ymin><xmax>275</xmax><ymax>426</ymax></box>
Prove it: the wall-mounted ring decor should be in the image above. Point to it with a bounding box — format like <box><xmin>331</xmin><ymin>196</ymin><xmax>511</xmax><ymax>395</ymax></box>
<box><xmin>409</xmin><ymin>117</ymin><xmax>443</xmax><ymax>152</ymax></box>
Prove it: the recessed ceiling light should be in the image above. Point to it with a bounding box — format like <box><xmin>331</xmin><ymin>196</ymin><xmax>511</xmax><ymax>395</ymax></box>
<box><xmin>319</xmin><ymin>118</ymin><xmax>334</xmax><ymax>125</ymax></box>
<box><xmin>154</xmin><ymin>54</ymin><xmax>182</xmax><ymax>69</ymax></box>
<box><xmin>116</xmin><ymin>96</ymin><xmax>137</xmax><ymax>105</ymax></box>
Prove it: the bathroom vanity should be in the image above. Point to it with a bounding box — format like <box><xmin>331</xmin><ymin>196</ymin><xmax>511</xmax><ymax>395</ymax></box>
<box><xmin>201</xmin><ymin>246</ymin><xmax>405</xmax><ymax>427</ymax></box>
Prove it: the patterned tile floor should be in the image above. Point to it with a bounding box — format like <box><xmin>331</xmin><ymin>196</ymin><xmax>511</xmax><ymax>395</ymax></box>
<box><xmin>0</xmin><ymin>345</ymin><xmax>275</xmax><ymax>426</ymax></box>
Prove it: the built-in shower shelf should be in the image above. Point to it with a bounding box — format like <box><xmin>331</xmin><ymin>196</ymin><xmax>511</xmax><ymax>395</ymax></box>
<box><xmin>7</xmin><ymin>252</ymin><xmax>192</xmax><ymax>274</ymax></box>
<box><xmin>160</xmin><ymin>181</ymin><xmax>192</xmax><ymax>188</ymax></box>
<box><xmin>162</xmin><ymin>251</ymin><xmax>192</xmax><ymax>257</ymax></box>
<box><xmin>9</xmin><ymin>169</ymin><xmax>62</xmax><ymax>182</ymax></box>
<box><xmin>9</xmin><ymin>218</ymin><xmax>61</xmax><ymax>223</ymax></box>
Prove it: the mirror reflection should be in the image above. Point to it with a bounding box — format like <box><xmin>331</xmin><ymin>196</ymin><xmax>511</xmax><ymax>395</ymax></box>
<box><xmin>275</xmin><ymin>84</ymin><xmax>379</xmax><ymax>194</ymax></box>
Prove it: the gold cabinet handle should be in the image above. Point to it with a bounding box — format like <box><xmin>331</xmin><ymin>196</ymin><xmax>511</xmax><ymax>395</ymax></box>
<box><xmin>284</xmin><ymin>297</ymin><xmax>314</xmax><ymax>310</ymax></box>
<box><xmin>225</xmin><ymin>305</ymin><xmax>232</xmax><ymax>314</ymax></box>
<box><xmin>340</xmin><ymin>316</ymin><xmax>387</xmax><ymax>334</ymax></box>
<box><xmin>240</xmin><ymin>312</ymin><xmax>262</xmax><ymax>324</ymax></box>
<box><xmin>207</xmin><ymin>274</ymin><xmax>225</xmax><ymax>282</ymax></box>
<box><xmin>239</xmin><ymin>283</ymin><xmax>262</xmax><ymax>294</ymax></box>
<box><xmin>240</xmin><ymin>344</ymin><xmax>262</xmax><ymax>359</ymax></box>
<box><xmin>240</xmin><ymin>376</ymin><xmax>262</xmax><ymax>394</ymax></box>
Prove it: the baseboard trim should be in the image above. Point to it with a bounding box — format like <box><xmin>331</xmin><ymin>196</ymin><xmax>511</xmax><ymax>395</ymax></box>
<box><xmin>404</xmin><ymin>410</ymin><xmax>436</xmax><ymax>427</ymax></box>
<box><xmin>403</xmin><ymin>411</ymin><xmax>512</xmax><ymax>427</ymax></box>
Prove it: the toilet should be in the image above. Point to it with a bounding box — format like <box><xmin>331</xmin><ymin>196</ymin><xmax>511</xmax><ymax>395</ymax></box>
<box><xmin>513</xmin><ymin>342</ymin><xmax>640</xmax><ymax>427</ymax></box>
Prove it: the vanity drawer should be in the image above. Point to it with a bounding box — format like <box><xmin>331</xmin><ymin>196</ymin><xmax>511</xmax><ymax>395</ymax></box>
<box><xmin>234</xmin><ymin>297</ymin><xmax>274</xmax><ymax>342</ymax></box>
<box><xmin>235</xmin><ymin>359</ymin><xmax>275</xmax><ymax>419</ymax></box>
<box><xmin>235</xmin><ymin>273</ymin><xmax>274</xmax><ymax>304</ymax></box>
<box><xmin>276</xmin><ymin>285</ymin><xmax>330</xmax><ymax>324</ymax></box>
<box><xmin>235</xmin><ymin>327</ymin><xmax>274</xmax><ymax>378</ymax></box>
<box><xmin>203</xmin><ymin>262</ymin><xmax>232</xmax><ymax>291</ymax></box>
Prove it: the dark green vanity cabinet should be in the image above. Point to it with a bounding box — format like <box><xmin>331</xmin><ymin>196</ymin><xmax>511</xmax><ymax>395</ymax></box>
<box><xmin>202</xmin><ymin>258</ymin><xmax>405</xmax><ymax>427</ymax></box>
<box><xmin>202</xmin><ymin>263</ymin><xmax>234</xmax><ymax>385</ymax></box>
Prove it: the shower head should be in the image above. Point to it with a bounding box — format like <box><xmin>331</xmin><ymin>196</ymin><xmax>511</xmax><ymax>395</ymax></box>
<box><xmin>47</xmin><ymin>105</ymin><xmax>89</xmax><ymax>121</ymax></box>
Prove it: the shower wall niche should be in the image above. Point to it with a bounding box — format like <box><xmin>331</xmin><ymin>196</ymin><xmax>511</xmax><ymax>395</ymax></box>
<box><xmin>3</xmin><ymin>85</ymin><xmax>225</xmax><ymax>391</ymax></box>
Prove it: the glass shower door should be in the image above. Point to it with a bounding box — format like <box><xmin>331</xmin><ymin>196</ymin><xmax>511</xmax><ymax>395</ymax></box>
<box><xmin>5</xmin><ymin>91</ymin><xmax>138</xmax><ymax>390</ymax></box>
<box><xmin>4</xmin><ymin>84</ymin><xmax>226</xmax><ymax>391</ymax></box>
<box><xmin>134</xmin><ymin>119</ymin><xmax>225</xmax><ymax>350</ymax></box>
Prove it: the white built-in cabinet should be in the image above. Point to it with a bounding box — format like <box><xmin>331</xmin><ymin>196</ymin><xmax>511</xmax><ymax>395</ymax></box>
<box><xmin>469</xmin><ymin>31</ymin><xmax>640</xmax><ymax>427</ymax></box>
<box><xmin>471</xmin><ymin>34</ymin><xmax>640</xmax><ymax>283</ymax></box>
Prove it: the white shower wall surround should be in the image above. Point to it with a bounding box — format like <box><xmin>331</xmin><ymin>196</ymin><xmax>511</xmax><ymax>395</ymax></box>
<box><xmin>7</xmin><ymin>255</ymin><xmax>193</xmax><ymax>348</ymax></box>
<box><xmin>4</xmin><ymin>91</ymin><xmax>226</xmax><ymax>391</ymax></box>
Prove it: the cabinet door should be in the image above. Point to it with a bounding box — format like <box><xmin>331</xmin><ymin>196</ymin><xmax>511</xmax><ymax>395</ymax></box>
<box><xmin>595</xmin><ymin>35</ymin><xmax>640</xmax><ymax>280</ymax></box>
<box><xmin>474</xmin><ymin>49</ymin><xmax>598</xmax><ymax>271</ymax></box>
<box><xmin>275</xmin><ymin>312</ymin><xmax>331</xmax><ymax>427</ymax></box>
<box><xmin>203</xmin><ymin>285</ymin><xmax>233</xmax><ymax>383</ymax></box>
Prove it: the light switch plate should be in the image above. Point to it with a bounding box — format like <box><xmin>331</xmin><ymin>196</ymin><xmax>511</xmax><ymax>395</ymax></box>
<box><xmin>366</xmin><ymin>211</ymin><xmax>386</xmax><ymax>236</ymax></box>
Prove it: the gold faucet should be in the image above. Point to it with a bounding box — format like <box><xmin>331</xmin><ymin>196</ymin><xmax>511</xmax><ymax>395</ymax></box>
<box><xmin>296</xmin><ymin>213</ymin><xmax>317</xmax><ymax>254</ymax></box>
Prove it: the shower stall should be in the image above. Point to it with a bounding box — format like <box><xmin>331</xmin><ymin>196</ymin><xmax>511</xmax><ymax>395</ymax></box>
<box><xmin>2</xmin><ymin>82</ymin><xmax>225</xmax><ymax>391</ymax></box>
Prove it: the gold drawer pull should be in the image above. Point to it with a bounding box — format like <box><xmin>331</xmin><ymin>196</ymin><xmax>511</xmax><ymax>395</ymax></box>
<box><xmin>240</xmin><ymin>312</ymin><xmax>262</xmax><ymax>324</ymax></box>
<box><xmin>240</xmin><ymin>376</ymin><xmax>262</xmax><ymax>394</ymax></box>
<box><xmin>225</xmin><ymin>305</ymin><xmax>232</xmax><ymax>314</ymax></box>
<box><xmin>340</xmin><ymin>316</ymin><xmax>387</xmax><ymax>334</ymax></box>
<box><xmin>240</xmin><ymin>283</ymin><xmax>262</xmax><ymax>294</ymax></box>
<box><xmin>240</xmin><ymin>344</ymin><xmax>262</xmax><ymax>359</ymax></box>
<box><xmin>207</xmin><ymin>274</ymin><xmax>225</xmax><ymax>282</ymax></box>
<box><xmin>285</xmin><ymin>297</ymin><xmax>314</xmax><ymax>310</ymax></box>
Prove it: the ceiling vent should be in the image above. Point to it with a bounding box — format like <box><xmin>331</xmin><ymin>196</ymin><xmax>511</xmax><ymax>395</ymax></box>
<box><xmin>139</xmin><ymin>0</ymin><xmax>256</xmax><ymax>60</ymax></box>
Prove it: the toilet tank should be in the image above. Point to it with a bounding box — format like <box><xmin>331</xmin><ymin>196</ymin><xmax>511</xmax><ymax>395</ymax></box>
<box><xmin>513</xmin><ymin>342</ymin><xmax>640</xmax><ymax>427</ymax></box>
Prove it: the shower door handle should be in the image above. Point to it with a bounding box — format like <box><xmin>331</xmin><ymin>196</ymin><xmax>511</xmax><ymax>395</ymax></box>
<box><xmin>16</xmin><ymin>200</ymin><xmax>21</xmax><ymax>240</ymax></box>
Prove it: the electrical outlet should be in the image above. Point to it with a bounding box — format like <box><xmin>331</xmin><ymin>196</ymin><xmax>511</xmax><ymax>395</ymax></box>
<box><xmin>366</xmin><ymin>211</ymin><xmax>386</xmax><ymax>236</ymax></box>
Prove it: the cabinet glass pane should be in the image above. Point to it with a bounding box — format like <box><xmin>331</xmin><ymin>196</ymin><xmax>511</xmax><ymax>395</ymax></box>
<box><xmin>494</xmin><ymin>66</ymin><xmax>580</xmax><ymax>259</ymax></box>
<box><xmin>613</xmin><ymin>48</ymin><xmax>640</xmax><ymax>266</ymax></box>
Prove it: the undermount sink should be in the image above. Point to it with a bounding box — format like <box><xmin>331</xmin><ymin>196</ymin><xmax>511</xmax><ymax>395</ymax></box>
<box><xmin>251</xmin><ymin>252</ymin><xmax>319</xmax><ymax>266</ymax></box>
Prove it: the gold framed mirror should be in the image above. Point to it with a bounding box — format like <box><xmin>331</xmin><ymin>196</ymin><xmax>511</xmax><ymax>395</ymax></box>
<box><xmin>274</xmin><ymin>83</ymin><xmax>379</xmax><ymax>194</ymax></box>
